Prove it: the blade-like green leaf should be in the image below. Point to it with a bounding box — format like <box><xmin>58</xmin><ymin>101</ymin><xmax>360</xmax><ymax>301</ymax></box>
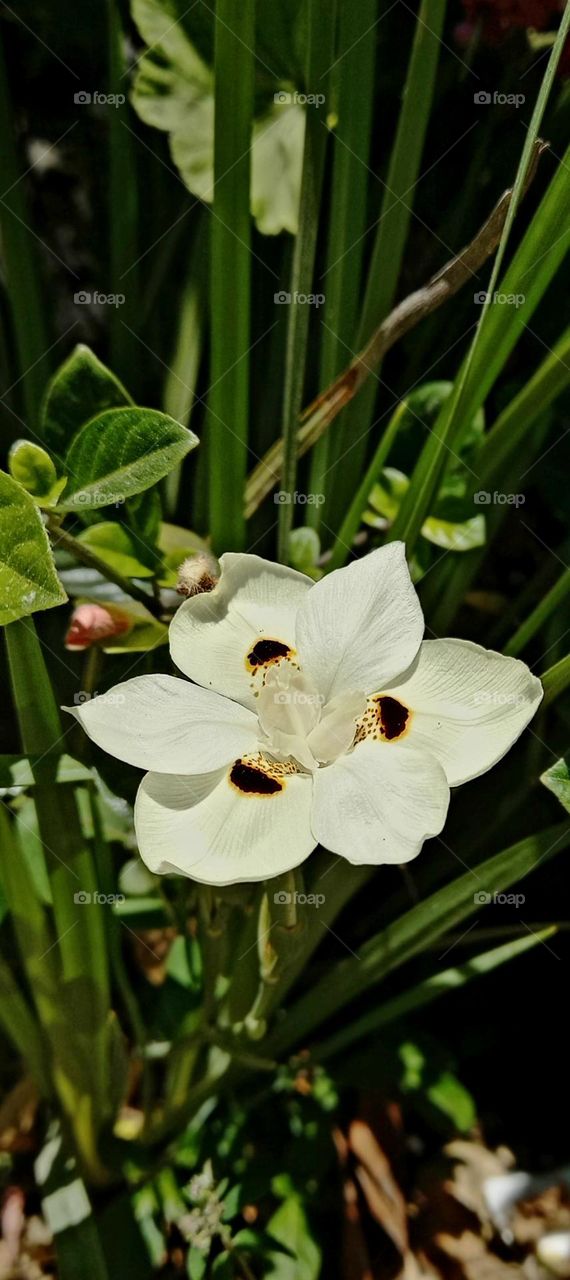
<box><xmin>315</xmin><ymin>928</ymin><xmax>555</xmax><ymax>1063</ymax></box>
<box><xmin>266</xmin><ymin>822</ymin><xmax>570</xmax><ymax>1055</ymax></box>
<box><xmin>390</xmin><ymin>8</ymin><xmax>570</xmax><ymax>556</ymax></box>
<box><xmin>58</xmin><ymin>407</ymin><xmax>198</xmax><ymax>510</ymax></box>
<box><xmin>0</xmin><ymin>473</ymin><xmax>67</xmax><ymax>624</ymax></box>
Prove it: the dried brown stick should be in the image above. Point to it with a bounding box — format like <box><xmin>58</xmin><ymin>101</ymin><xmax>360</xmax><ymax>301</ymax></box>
<box><xmin>244</xmin><ymin>139</ymin><xmax>547</xmax><ymax>519</ymax></box>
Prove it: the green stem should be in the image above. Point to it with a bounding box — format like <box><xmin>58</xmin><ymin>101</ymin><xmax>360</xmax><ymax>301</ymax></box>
<box><xmin>327</xmin><ymin>0</ymin><xmax>447</xmax><ymax>529</ymax></box>
<box><xmin>0</xmin><ymin>28</ymin><xmax>50</xmax><ymax>424</ymax></box>
<box><xmin>277</xmin><ymin>0</ymin><xmax>333</xmax><ymax>562</ymax></box>
<box><xmin>327</xmin><ymin>398</ymin><xmax>407</xmax><ymax>571</ymax></box>
<box><xmin>307</xmin><ymin>0</ymin><xmax>377</xmax><ymax>527</ymax></box>
<box><xmin>542</xmin><ymin>654</ymin><xmax>570</xmax><ymax>708</ymax></box>
<box><xmin>504</xmin><ymin>568</ymin><xmax>570</xmax><ymax>658</ymax></box>
<box><xmin>48</xmin><ymin>519</ymin><xmax>163</xmax><ymax>618</ymax></box>
<box><xmin>108</xmin><ymin>0</ymin><xmax>138</xmax><ymax>385</ymax></box>
<box><xmin>208</xmin><ymin>0</ymin><xmax>254</xmax><ymax>552</ymax></box>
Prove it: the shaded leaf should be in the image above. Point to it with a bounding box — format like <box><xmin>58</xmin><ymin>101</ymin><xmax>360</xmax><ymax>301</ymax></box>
<box><xmin>130</xmin><ymin>0</ymin><xmax>304</xmax><ymax>235</ymax></box>
<box><xmin>265</xmin><ymin>1198</ymin><xmax>320</xmax><ymax>1279</ymax></box>
<box><xmin>41</xmin><ymin>344</ymin><xmax>132</xmax><ymax>457</ymax></box>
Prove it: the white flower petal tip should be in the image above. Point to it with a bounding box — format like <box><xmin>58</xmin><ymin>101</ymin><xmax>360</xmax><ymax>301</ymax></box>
<box><xmin>295</xmin><ymin>541</ymin><xmax>424</xmax><ymax>702</ymax></box>
<box><xmin>169</xmin><ymin>552</ymin><xmax>313</xmax><ymax>708</ymax></box>
<box><xmin>134</xmin><ymin>762</ymin><xmax>316</xmax><ymax>885</ymax></box>
<box><xmin>383</xmin><ymin>638</ymin><xmax>543</xmax><ymax>786</ymax></box>
<box><xmin>311</xmin><ymin>740</ymin><xmax>450</xmax><ymax>867</ymax></box>
<box><xmin>537</xmin><ymin>1232</ymin><xmax>570</xmax><ymax>1277</ymax></box>
<box><xmin>63</xmin><ymin>674</ymin><xmax>260</xmax><ymax>774</ymax></box>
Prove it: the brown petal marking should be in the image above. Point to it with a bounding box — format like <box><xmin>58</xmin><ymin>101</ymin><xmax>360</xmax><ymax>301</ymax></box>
<box><xmin>245</xmin><ymin>638</ymin><xmax>293</xmax><ymax>671</ymax></box>
<box><xmin>354</xmin><ymin>695</ymin><xmax>411</xmax><ymax>745</ymax></box>
<box><xmin>229</xmin><ymin>759</ymin><xmax>284</xmax><ymax>796</ymax></box>
<box><xmin>376</xmin><ymin>695</ymin><xmax>409</xmax><ymax>740</ymax></box>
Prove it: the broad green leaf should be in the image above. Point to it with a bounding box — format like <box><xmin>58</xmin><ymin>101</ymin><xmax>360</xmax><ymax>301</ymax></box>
<box><xmin>76</xmin><ymin>523</ymin><xmax>156</xmax><ymax>578</ymax></box>
<box><xmin>366</xmin><ymin>468</ymin><xmax>485</xmax><ymax>553</ymax></box>
<box><xmin>8</xmin><ymin>440</ymin><xmax>66</xmax><ymax>506</ymax></box>
<box><xmin>265</xmin><ymin>1198</ymin><xmax>320</xmax><ymax>1280</ymax></box>
<box><xmin>130</xmin><ymin>0</ymin><xmax>304</xmax><ymax>235</ymax></box>
<box><xmin>187</xmin><ymin>1247</ymin><xmax>207</xmax><ymax>1280</ymax></box>
<box><xmin>58</xmin><ymin>408</ymin><xmax>198</xmax><ymax>510</ymax></box>
<box><xmin>400</xmin><ymin>1043</ymin><xmax>476</xmax><ymax>1132</ymax></box>
<box><xmin>541</xmin><ymin>754</ymin><xmax>570</xmax><ymax>814</ymax></box>
<box><xmin>0</xmin><ymin>472</ymin><xmax>67</xmax><ymax>624</ymax></box>
<box><xmin>41</xmin><ymin>344</ymin><xmax>132</xmax><ymax>457</ymax></box>
<box><xmin>127</xmin><ymin>488</ymin><xmax>162</xmax><ymax>546</ymax></box>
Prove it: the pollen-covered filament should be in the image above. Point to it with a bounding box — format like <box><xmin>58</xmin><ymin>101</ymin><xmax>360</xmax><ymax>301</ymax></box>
<box><xmin>256</xmin><ymin>664</ymin><xmax>367</xmax><ymax>772</ymax></box>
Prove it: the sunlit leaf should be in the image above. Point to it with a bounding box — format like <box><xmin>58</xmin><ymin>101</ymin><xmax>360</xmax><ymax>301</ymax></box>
<box><xmin>0</xmin><ymin>473</ymin><xmax>67</xmax><ymax>624</ymax></box>
<box><xmin>58</xmin><ymin>408</ymin><xmax>198</xmax><ymax>510</ymax></box>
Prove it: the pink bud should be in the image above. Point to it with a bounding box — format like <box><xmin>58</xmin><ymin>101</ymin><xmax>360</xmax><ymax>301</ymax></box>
<box><xmin>65</xmin><ymin>603</ymin><xmax>131</xmax><ymax>650</ymax></box>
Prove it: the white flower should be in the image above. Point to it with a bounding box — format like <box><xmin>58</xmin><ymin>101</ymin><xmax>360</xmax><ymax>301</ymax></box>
<box><xmin>67</xmin><ymin>545</ymin><xmax>542</xmax><ymax>885</ymax></box>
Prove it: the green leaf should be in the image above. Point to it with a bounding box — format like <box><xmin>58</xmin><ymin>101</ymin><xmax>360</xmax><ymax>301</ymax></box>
<box><xmin>41</xmin><ymin>344</ymin><xmax>132</xmax><ymax>458</ymax></box>
<box><xmin>398</xmin><ymin>1040</ymin><xmax>476</xmax><ymax>1132</ymax></box>
<box><xmin>316</xmin><ymin>929</ymin><xmax>554</xmax><ymax>1064</ymax></box>
<box><xmin>265</xmin><ymin>1198</ymin><xmax>320</xmax><ymax>1280</ymax></box>
<box><xmin>8</xmin><ymin>440</ymin><xmax>65</xmax><ymax>506</ymax></box>
<box><xmin>541</xmin><ymin>754</ymin><xmax>570</xmax><ymax>814</ymax></box>
<box><xmin>288</xmin><ymin>528</ymin><xmax>321</xmax><ymax>579</ymax></box>
<box><xmin>267</xmin><ymin>823</ymin><xmax>570</xmax><ymax>1057</ymax></box>
<box><xmin>0</xmin><ymin>472</ymin><xmax>67</xmax><ymax>624</ymax></box>
<box><xmin>211</xmin><ymin>1254</ymin><xmax>232</xmax><ymax>1278</ymax></box>
<box><xmin>76</xmin><ymin>523</ymin><xmax>156</xmax><ymax>579</ymax></box>
<box><xmin>367</xmin><ymin>468</ymin><xmax>485</xmax><ymax>553</ymax></box>
<box><xmin>187</xmin><ymin>1246</ymin><xmax>207</xmax><ymax>1280</ymax></box>
<box><xmin>130</xmin><ymin>0</ymin><xmax>304</xmax><ymax>235</ymax></box>
<box><xmin>57</xmin><ymin>407</ymin><xmax>198</xmax><ymax>510</ymax></box>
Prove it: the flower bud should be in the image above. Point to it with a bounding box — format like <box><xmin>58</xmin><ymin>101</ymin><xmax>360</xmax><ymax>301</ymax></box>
<box><xmin>65</xmin><ymin>603</ymin><xmax>131</xmax><ymax>650</ymax></box>
<box><xmin>176</xmin><ymin>552</ymin><xmax>218</xmax><ymax>597</ymax></box>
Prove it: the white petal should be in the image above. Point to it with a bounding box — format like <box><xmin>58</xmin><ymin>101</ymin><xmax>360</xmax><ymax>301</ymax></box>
<box><xmin>65</xmin><ymin>674</ymin><xmax>260</xmax><ymax>773</ymax></box>
<box><xmin>169</xmin><ymin>552</ymin><xmax>312</xmax><ymax>709</ymax></box>
<box><xmin>295</xmin><ymin>543</ymin><xmax>424</xmax><ymax>702</ymax></box>
<box><xmin>311</xmin><ymin>740</ymin><xmax>449</xmax><ymax>865</ymax></box>
<box><xmin>383</xmin><ymin>638</ymin><xmax>543</xmax><ymax>786</ymax></box>
<box><xmin>135</xmin><ymin>764</ymin><xmax>315</xmax><ymax>884</ymax></box>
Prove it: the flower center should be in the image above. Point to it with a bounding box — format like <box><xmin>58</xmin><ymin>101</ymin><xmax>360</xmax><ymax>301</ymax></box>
<box><xmin>256</xmin><ymin>664</ymin><xmax>366</xmax><ymax>771</ymax></box>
